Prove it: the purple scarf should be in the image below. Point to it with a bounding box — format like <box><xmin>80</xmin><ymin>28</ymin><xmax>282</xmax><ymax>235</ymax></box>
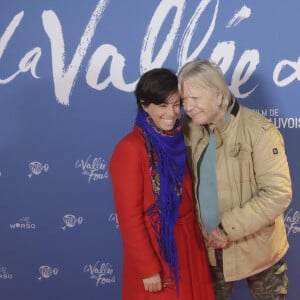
<box><xmin>135</xmin><ymin>109</ymin><xmax>186</xmax><ymax>291</ymax></box>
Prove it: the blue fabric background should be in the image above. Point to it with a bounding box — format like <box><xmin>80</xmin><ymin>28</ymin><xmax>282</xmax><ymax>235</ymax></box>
<box><xmin>0</xmin><ymin>1</ymin><xmax>299</xmax><ymax>299</ymax></box>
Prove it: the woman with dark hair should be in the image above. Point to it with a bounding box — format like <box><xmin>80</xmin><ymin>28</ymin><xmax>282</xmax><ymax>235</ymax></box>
<box><xmin>109</xmin><ymin>68</ymin><xmax>215</xmax><ymax>300</ymax></box>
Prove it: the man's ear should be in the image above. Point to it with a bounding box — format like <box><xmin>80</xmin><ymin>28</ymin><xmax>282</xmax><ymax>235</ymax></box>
<box><xmin>216</xmin><ymin>88</ymin><xmax>223</xmax><ymax>106</ymax></box>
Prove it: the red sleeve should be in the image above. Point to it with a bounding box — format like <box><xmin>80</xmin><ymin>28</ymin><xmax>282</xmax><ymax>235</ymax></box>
<box><xmin>109</xmin><ymin>134</ymin><xmax>161</xmax><ymax>278</ymax></box>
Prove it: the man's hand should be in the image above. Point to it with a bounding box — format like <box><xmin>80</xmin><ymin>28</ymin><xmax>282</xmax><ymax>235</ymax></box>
<box><xmin>142</xmin><ymin>273</ymin><xmax>162</xmax><ymax>292</ymax></box>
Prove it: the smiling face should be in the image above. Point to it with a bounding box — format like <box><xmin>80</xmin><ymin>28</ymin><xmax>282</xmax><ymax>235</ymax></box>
<box><xmin>180</xmin><ymin>82</ymin><xmax>224</xmax><ymax>130</ymax></box>
<box><xmin>142</xmin><ymin>92</ymin><xmax>181</xmax><ymax>131</ymax></box>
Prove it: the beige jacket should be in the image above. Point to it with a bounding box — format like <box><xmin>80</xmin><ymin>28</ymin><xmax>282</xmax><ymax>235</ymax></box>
<box><xmin>182</xmin><ymin>99</ymin><xmax>292</xmax><ymax>281</ymax></box>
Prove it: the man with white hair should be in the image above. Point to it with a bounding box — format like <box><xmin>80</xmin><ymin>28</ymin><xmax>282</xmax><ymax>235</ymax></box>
<box><xmin>178</xmin><ymin>59</ymin><xmax>292</xmax><ymax>300</ymax></box>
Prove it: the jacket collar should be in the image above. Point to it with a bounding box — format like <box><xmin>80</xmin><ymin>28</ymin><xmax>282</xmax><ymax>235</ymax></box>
<box><xmin>182</xmin><ymin>95</ymin><xmax>240</xmax><ymax>145</ymax></box>
<box><xmin>230</xmin><ymin>96</ymin><xmax>239</xmax><ymax>117</ymax></box>
<box><xmin>210</xmin><ymin>96</ymin><xmax>240</xmax><ymax>147</ymax></box>
<box><xmin>215</xmin><ymin>95</ymin><xmax>239</xmax><ymax>133</ymax></box>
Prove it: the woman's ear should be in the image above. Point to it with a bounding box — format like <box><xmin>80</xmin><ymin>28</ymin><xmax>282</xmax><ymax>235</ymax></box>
<box><xmin>140</xmin><ymin>100</ymin><xmax>147</xmax><ymax>111</ymax></box>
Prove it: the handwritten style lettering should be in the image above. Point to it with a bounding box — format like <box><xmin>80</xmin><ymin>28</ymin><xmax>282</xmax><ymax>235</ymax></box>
<box><xmin>42</xmin><ymin>0</ymin><xmax>110</xmax><ymax>105</ymax></box>
<box><xmin>75</xmin><ymin>155</ymin><xmax>108</xmax><ymax>183</ymax></box>
<box><xmin>83</xmin><ymin>261</ymin><xmax>116</xmax><ymax>286</ymax></box>
<box><xmin>284</xmin><ymin>208</ymin><xmax>300</xmax><ymax>236</ymax></box>
<box><xmin>0</xmin><ymin>0</ymin><xmax>298</xmax><ymax>105</ymax></box>
<box><xmin>273</xmin><ymin>57</ymin><xmax>300</xmax><ymax>87</ymax></box>
<box><xmin>0</xmin><ymin>12</ymin><xmax>41</xmax><ymax>83</ymax></box>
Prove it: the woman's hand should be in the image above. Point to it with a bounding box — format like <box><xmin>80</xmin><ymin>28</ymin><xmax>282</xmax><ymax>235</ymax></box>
<box><xmin>142</xmin><ymin>273</ymin><xmax>162</xmax><ymax>292</ymax></box>
<box><xmin>208</xmin><ymin>227</ymin><xmax>229</xmax><ymax>249</ymax></box>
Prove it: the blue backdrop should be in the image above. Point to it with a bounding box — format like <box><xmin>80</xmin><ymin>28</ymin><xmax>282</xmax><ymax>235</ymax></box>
<box><xmin>0</xmin><ymin>1</ymin><xmax>299</xmax><ymax>299</ymax></box>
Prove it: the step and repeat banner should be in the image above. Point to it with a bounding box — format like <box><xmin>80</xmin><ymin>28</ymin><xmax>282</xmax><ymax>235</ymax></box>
<box><xmin>0</xmin><ymin>1</ymin><xmax>299</xmax><ymax>299</ymax></box>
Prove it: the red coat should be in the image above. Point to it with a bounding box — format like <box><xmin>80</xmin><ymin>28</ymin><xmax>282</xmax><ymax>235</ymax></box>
<box><xmin>110</xmin><ymin>126</ymin><xmax>215</xmax><ymax>300</ymax></box>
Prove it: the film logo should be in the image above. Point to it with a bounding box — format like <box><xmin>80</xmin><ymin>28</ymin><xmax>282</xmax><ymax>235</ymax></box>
<box><xmin>83</xmin><ymin>261</ymin><xmax>116</xmax><ymax>287</ymax></box>
<box><xmin>75</xmin><ymin>155</ymin><xmax>109</xmax><ymax>183</ymax></box>
<box><xmin>284</xmin><ymin>207</ymin><xmax>300</xmax><ymax>236</ymax></box>
<box><xmin>108</xmin><ymin>212</ymin><xmax>119</xmax><ymax>228</ymax></box>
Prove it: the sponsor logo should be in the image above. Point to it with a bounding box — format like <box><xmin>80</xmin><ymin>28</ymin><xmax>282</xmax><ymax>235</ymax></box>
<box><xmin>10</xmin><ymin>216</ymin><xmax>36</xmax><ymax>230</ymax></box>
<box><xmin>38</xmin><ymin>266</ymin><xmax>59</xmax><ymax>280</ymax></box>
<box><xmin>0</xmin><ymin>267</ymin><xmax>13</xmax><ymax>280</ymax></box>
<box><xmin>62</xmin><ymin>214</ymin><xmax>83</xmax><ymax>230</ymax></box>
<box><xmin>28</xmin><ymin>161</ymin><xmax>49</xmax><ymax>178</ymax></box>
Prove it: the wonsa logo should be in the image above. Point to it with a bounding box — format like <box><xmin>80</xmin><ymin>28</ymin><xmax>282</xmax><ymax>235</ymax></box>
<box><xmin>83</xmin><ymin>261</ymin><xmax>116</xmax><ymax>287</ymax></box>
<box><xmin>0</xmin><ymin>266</ymin><xmax>13</xmax><ymax>280</ymax></box>
<box><xmin>10</xmin><ymin>216</ymin><xmax>36</xmax><ymax>230</ymax></box>
<box><xmin>75</xmin><ymin>154</ymin><xmax>109</xmax><ymax>183</ymax></box>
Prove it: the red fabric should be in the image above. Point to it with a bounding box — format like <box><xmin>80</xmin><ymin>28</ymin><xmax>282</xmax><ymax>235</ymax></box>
<box><xmin>110</xmin><ymin>126</ymin><xmax>215</xmax><ymax>300</ymax></box>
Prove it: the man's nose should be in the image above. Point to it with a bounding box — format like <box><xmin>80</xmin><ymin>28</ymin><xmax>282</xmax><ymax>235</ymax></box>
<box><xmin>183</xmin><ymin>99</ymin><xmax>193</xmax><ymax>112</ymax></box>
